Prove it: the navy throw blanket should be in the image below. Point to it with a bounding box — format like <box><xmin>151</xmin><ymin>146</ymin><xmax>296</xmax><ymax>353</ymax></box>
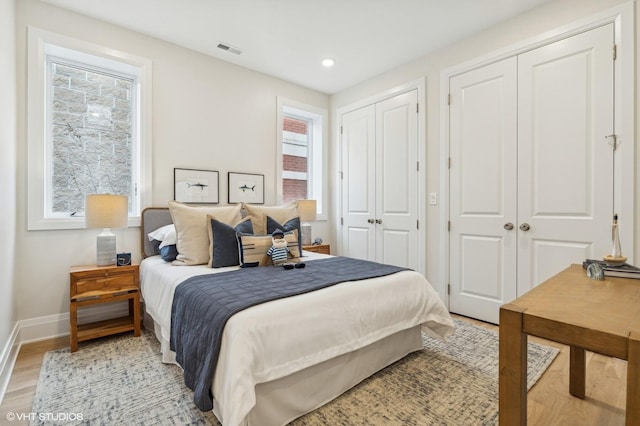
<box><xmin>170</xmin><ymin>256</ymin><xmax>408</xmax><ymax>411</ymax></box>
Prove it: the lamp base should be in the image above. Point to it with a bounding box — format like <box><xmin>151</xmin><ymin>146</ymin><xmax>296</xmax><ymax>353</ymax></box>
<box><xmin>96</xmin><ymin>230</ymin><xmax>116</xmax><ymax>266</ymax></box>
<box><xmin>301</xmin><ymin>223</ymin><xmax>312</xmax><ymax>246</ymax></box>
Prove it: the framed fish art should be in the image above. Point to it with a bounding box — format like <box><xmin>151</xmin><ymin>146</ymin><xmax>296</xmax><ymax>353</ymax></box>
<box><xmin>174</xmin><ymin>168</ymin><xmax>220</xmax><ymax>204</ymax></box>
<box><xmin>228</xmin><ymin>172</ymin><xmax>264</xmax><ymax>204</ymax></box>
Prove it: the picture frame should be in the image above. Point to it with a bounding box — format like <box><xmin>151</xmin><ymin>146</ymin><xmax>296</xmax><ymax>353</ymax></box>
<box><xmin>228</xmin><ymin>172</ymin><xmax>264</xmax><ymax>204</ymax></box>
<box><xmin>174</xmin><ymin>168</ymin><xmax>219</xmax><ymax>204</ymax></box>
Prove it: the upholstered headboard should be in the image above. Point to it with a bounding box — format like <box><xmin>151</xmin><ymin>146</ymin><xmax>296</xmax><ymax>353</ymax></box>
<box><xmin>141</xmin><ymin>207</ymin><xmax>173</xmax><ymax>258</ymax></box>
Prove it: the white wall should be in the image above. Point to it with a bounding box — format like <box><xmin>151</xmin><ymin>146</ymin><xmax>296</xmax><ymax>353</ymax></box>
<box><xmin>14</xmin><ymin>0</ymin><xmax>330</xmax><ymax>327</ymax></box>
<box><xmin>0</xmin><ymin>0</ymin><xmax>18</xmax><ymax>397</ymax></box>
<box><xmin>330</xmin><ymin>0</ymin><xmax>637</xmax><ymax>296</ymax></box>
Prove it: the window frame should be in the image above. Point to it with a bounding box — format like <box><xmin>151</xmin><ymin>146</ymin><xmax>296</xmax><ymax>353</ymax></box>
<box><xmin>276</xmin><ymin>97</ymin><xmax>327</xmax><ymax>220</ymax></box>
<box><xmin>27</xmin><ymin>27</ymin><xmax>152</xmax><ymax>230</ymax></box>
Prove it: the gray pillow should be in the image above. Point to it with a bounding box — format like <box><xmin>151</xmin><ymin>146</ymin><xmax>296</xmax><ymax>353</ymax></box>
<box><xmin>210</xmin><ymin>218</ymin><xmax>254</xmax><ymax>268</ymax></box>
<box><xmin>266</xmin><ymin>216</ymin><xmax>302</xmax><ymax>252</ymax></box>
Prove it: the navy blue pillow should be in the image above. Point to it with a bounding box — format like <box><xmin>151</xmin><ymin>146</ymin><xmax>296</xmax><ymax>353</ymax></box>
<box><xmin>266</xmin><ymin>216</ymin><xmax>301</xmax><ymax>252</ymax></box>
<box><xmin>210</xmin><ymin>218</ymin><xmax>254</xmax><ymax>268</ymax></box>
<box><xmin>159</xmin><ymin>245</ymin><xmax>178</xmax><ymax>262</ymax></box>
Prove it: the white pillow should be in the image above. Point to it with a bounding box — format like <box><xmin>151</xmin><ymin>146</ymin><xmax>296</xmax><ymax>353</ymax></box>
<box><xmin>147</xmin><ymin>224</ymin><xmax>177</xmax><ymax>249</ymax></box>
<box><xmin>168</xmin><ymin>201</ymin><xmax>243</xmax><ymax>266</ymax></box>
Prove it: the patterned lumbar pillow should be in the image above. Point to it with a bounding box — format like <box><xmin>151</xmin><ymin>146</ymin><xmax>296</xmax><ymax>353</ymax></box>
<box><xmin>238</xmin><ymin>230</ymin><xmax>300</xmax><ymax>267</ymax></box>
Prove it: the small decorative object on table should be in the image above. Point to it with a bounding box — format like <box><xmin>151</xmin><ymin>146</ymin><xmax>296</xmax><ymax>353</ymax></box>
<box><xmin>603</xmin><ymin>213</ymin><xmax>626</xmax><ymax>266</ymax></box>
<box><xmin>117</xmin><ymin>252</ymin><xmax>131</xmax><ymax>266</ymax></box>
<box><xmin>583</xmin><ymin>259</ymin><xmax>640</xmax><ymax>280</ymax></box>
<box><xmin>585</xmin><ymin>262</ymin><xmax>604</xmax><ymax>280</ymax></box>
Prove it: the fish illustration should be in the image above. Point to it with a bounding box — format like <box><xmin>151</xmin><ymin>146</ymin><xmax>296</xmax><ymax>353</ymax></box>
<box><xmin>239</xmin><ymin>184</ymin><xmax>256</xmax><ymax>192</ymax></box>
<box><xmin>187</xmin><ymin>182</ymin><xmax>208</xmax><ymax>190</ymax></box>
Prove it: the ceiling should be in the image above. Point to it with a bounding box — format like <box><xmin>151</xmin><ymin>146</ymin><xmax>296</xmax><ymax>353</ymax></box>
<box><xmin>41</xmin><ymin>0</ymin><xmax>552</xmax><ymax>94</ymax></box>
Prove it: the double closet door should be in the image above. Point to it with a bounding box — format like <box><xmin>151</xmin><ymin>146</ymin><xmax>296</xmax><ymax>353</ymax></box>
<box><xmin>449</xmin><ymin>24</ymin><xmax>615</xmax><ymax>324</ymax></box>
<box><xmin>341</xmin><ymin>90</ymin><xmax>419</xmax><ymax>269</ymax></box>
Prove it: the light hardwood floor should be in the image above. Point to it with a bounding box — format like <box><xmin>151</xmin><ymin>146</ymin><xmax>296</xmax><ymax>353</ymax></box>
<box><xmin>0</xmin><ymin>315</ymin><xmax>627</xmax><ymax>425</ymax></box>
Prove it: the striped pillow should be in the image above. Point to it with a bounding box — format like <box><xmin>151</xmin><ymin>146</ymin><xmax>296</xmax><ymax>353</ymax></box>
<box><xmin>239</xmin><ymin>230</ymin><xmax>300</xmax><ymax>267</ymax></box>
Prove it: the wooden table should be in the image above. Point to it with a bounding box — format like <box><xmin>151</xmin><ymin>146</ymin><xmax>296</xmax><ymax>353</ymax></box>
<box><xmin>70</xmin><ymin>264</ymin><xmax>141</xmax><ymax>352</ymax></box>
<box><xmin>499</xmin><ymin>264</ymin><xmax>640</xmax><ymax>425</ymax></box>
<box><xmin>302</xmin><ymin>244</ymin><xmax>330</xmax><ymax>255</ymax></box>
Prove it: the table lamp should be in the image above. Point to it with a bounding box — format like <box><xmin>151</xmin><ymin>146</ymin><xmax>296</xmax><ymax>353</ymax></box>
<box><xmin>297</xmin><ymin>199</ymin><xmax>317</xmax><ymax>246</ymax></box>
<box><xmin>85</xmin><ymin>194</ymin><xmax>128</xmax><ymax>266</ymax></box>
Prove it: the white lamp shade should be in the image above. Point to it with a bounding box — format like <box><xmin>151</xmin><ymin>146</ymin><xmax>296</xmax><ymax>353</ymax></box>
<box><xmin>85</xmin><ymin>194</ymin><xmax>129</xmax><ymax>229</ymax></box>
<box><xmin>297</xmin><ymin>199</ymin><xmax>317</xmax><ymax>223</ymax></box>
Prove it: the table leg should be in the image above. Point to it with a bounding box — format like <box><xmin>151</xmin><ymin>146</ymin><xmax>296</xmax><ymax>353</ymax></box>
<box><xmin>133</xmin><ymin>292</ymin><xmax>141</xmax><ymax>337</ymax></box>
<box><xmin>627</xmin><ymin>331</ymin><xmax>640</xmax><ymax>426</ymax></box>
<box><xmin>499</xmin><ymin>304</ymin><xmax>528</xmax><ymax>425</ymax></box>
<box><xmin>569</xmin><ymin>346</ymin><xmax>585</xmax><ymax>398</ymax></box>
<box><xmin>69</xmin><ymin>301</ymin><xmax>78</xmax><ymax>352</ymax></box>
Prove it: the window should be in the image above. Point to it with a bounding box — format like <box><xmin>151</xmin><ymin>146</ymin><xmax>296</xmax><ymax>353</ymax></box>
<box><xmin>28</xmin><ymin>28</ymin><xmax>152</xmax><ymax>230</ymax></box>
<box><xmin>276</xmin><ymin>98</ymin><xmax>327</xmax><ymax>219</ymax></box>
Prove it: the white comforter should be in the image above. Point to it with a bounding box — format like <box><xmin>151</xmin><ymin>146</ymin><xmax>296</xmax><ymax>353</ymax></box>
<box><xmin>140</xmin><ymin>253</ymin><xmax>455</xmax><ymax>426</ymax></box>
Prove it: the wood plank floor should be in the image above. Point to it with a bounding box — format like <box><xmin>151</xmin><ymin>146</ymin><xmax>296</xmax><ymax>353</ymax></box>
<box><xmin>0</xmin><ymin>315</ymin><xmax>627</xmax><ymax>425</ymax></box>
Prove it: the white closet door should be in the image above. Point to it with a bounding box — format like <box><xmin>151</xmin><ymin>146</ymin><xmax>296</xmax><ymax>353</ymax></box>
<box><xmin>449</xmin><ymin>58</ymin><xmax>518</xmax><ymax>323</ymax></box>
<box><xmin>517</xmin><ymin>23</ymin><xmax>614</xmax><ymax>294</ymax></box>
<box><xmin>341</xmin><ymin>104</ymin><xmax>376</xmax><ymax>261</ymax></box>
<box><xmin>341</xmin><ymin>90</ymin><xmax>419</xmax><ymax>267</ymax></box>
<box><xmin>375</xmin><ymin>90</ymin><xmax>419</xmax><ymax>268</ymax></box>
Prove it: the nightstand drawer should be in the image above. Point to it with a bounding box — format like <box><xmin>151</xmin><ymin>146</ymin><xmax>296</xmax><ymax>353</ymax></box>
<box><xmin>73</xmin><ymin>274</ymin><xmax>136</xmax><ymax>296</ymax></box>
<box><xmin>70</xmin><ymin>264</ymin><xmax>139</xmax><ymax>298</ymax></box>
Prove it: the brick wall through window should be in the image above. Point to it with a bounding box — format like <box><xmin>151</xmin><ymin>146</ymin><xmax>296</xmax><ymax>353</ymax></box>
<box><xmin>282</xmin><ymin>115</ymin><xmax>309</xmax><ymax>204</ymax></box>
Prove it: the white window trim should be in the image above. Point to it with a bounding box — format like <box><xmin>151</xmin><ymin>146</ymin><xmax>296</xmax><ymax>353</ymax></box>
<box><xmin>276</xmin><ymin>97</ymin><xmax>328</xmax><ymax>220</ymax></box>
<box><xmin>27</xmin><ymin>27</ymin><xmax>152</xmax><ymax>230</ymax></box>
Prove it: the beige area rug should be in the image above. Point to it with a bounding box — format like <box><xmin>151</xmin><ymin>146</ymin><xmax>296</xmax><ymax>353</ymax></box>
<box><xmin>31</xmin><ymin>320</ymin><xmax>558</xmax><ymax>425</ymax></box>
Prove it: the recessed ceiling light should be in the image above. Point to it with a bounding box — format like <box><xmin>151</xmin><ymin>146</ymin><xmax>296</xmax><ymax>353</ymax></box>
<box><xmin>321</xmin><ymin>58</ymin><xmax>335</xmax><ymax>68</ymax></box>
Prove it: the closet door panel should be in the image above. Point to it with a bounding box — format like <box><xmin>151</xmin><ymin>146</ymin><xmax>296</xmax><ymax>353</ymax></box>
<box><xmin>517</xmin><ymin>23</ymin><xmax>614</xmax><ymax>294</ymax></box>
<box><xmin>341</xmin><ymin>105</ymin><xmax>376</xmax><ymax>261</ymax></box>
<box><xmin>376</xmin><ymin>90</ymin><xmax>418</xmax><ymax>268</ymax></box>
<box><xmin>449</xmin><ymin>57</ymin><xmax>518</xmax><ymax>324</ymax></box>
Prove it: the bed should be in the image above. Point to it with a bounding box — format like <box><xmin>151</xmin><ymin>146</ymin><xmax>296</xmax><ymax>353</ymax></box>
<box><xmin>140</xmin><ymin>206</ymin><xmax>455</xmax><ymax>426</ymax></box>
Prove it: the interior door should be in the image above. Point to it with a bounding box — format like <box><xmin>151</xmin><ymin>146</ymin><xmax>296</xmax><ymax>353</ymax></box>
<box><xmin>375</xmin><ymin>90</ymin><xmax>419</xmax><ymax>269</ymax></box>
<box><xmin>449</xmin><ymin>57</ymin><xmax>518</xmax><ymax>323</ymax></box>
<box><xmin>517</xmin><ymin>23</ymin><xmax>614</xmax><ymax>294</ymax></box>
<box><xmin>341</xmin><ymin>104</ymin><xmax>376</xmax><ymax>261</ymax></box>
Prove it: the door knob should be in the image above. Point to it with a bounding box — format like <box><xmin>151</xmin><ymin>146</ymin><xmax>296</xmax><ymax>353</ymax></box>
<box><xmin>367</xmin><ymin>219</ymin><xmax>374</xmax><ymax>224</ymax></box>
<box><xmin>504</xmin><ymin>223</ymin><xmax>514</xmax><ymax>231</ymax></box>
<box><xmin>375</xmin><ymin>219</ymin><xmax>382</xmax><ymax>224</ymax></box>
<box><xmin>519</xmin><ymin>223</ymin><xmax>531</xmax><ymax>231</ymax></box>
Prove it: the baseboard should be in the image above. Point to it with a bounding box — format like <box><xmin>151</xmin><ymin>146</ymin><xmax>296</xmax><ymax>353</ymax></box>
<box><xmin>19</xmin><ymin>302</ymin><xmax>130</xmax><ymax>344</ymax></box>
<box><xmin>0</xmin><ymin>322</ymin><xmax>20</xmax><ymax>405</ymax></box>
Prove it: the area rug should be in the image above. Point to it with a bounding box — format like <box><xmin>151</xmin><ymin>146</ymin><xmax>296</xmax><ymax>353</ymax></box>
<box><xmin>31</xmin><ymin>320</ymin><xmax>558</xmax><ymax>425</ymax></box>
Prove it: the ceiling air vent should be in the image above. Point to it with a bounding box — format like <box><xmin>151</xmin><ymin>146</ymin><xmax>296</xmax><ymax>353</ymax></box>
<box><xmin>216</xmin><ymin>42</ymin><xmax>242</xmax><ymax>55</ymax></box>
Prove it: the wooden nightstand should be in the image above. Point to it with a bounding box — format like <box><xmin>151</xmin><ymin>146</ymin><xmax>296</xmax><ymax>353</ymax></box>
<box><xmin>69</xmin><ymin>264</ymin><xmax>141</xmax><ymax>352</ymax></box>
<box><xmin>302</xmin><ymin>244</ymin><xmax>330</xmax><ymax>255</ymax></box>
